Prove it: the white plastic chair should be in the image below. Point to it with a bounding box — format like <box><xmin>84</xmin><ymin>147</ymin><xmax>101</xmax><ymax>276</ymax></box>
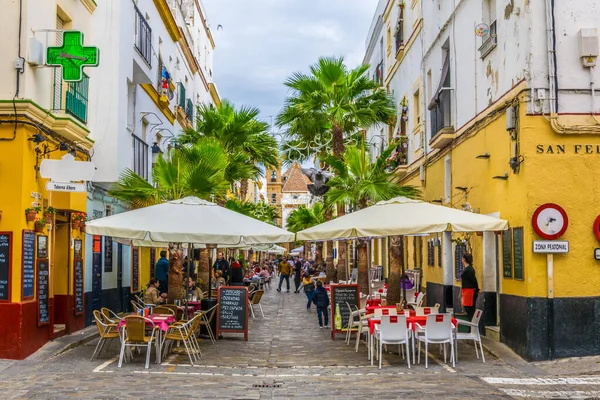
<box><xmin>414</xmin><ymin>306</ymin><xmax>439</xmax><ymax>316</ymax></box>
<box><xmin>455</xmin><ymin>309</ymin><xmax>485</xmax><ymax>363</ymax></box>
<box><xmin>415</xmin><ymin>313</ymin><xmax>455</xmax><ymax>368</ymax></box>
<box><xmin>374</xmin><ymin>307</ymin><xmax>397</xmax><ymax>318</ymax></box>
<box><xmin>408</xmin><ymin>292</ymin><xmax>424</xmax><ymax>308</ymax></box>
<box><xmin>345</xmin><ymin>303</ymin><xmax>363</xmax><ymax>345</ymax></box>
<box><xmin>375</xmin><ymin>315</ymin><xmax>411</xmax><ymax>369</ymax></box>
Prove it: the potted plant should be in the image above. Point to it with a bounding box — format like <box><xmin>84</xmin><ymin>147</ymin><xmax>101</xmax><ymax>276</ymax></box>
<box><xmin>44</xmin><ymin>206</ymin><xmax>57</xmax><ymax>224</ymax></box>
<box><xmin>79</xmin><ymin>215</ymin><xmax>89</xmax><ymax>233</ymax></box>
<box><xmin>25</xmin><ymin>206</ymin><xmax>41</xmax><ymax>222</ymax></box>
<box><xmin>72</xmin><ymin>212</ymin><xmax>86</xmax><ymax>229</ymax></box>
<box><xmin>34</xmin><ymin>218</ymin><xmax>46</xmax><ymax>233</ymax></box>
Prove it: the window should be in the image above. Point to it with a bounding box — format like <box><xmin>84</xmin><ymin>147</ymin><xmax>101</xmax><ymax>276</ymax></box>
<box><xmin>292</xmin><ymin>195</ymin><xmax>299</xmax><ymax>200</ymax></box>
<box><xmin>428</xmin><ymin>42</ymin><xmax>452</xmax><ymax>138</ymax></box>
<box><xmin>271</xmin><ymin>193</ymin><xmax>276</xmax><ymax>204</ymax></box>
<box><xmin>479</xmin><ymin>0</ymin><xmax>498</xmax><ymax>58</ymax></box>
<box><xmin>411</xmin><ymin>0</ymin><xmax>421</xmax><ymax>28</ymax></box>
<box><xmin>413</xmin><ymin>88</ymin><xmax>421</xmax><ymax>126</ymax></box>
<box><xmin>156</xmin><ymin>55</ymin><xmax>164</xmax><ymax>92</ymax></box>
<box><xmin>270</xmin><ymin>171</ymin><xmax>277</xmax><ymax>183</ymax></box>
<box><xmin>177</xmin><ymin>82</ymin><xmax>186</xmax><ymax>108</ymax></box>
<box><xmin>64</xmin><ymin>75</ymin><xmax>89</xmax><ymax>123</ymax></box>
<box><xmin>395</xmin><ymin>6</ymin><xmax>405</xmax><ymax>53</ymax></box>
<box><xmin>185</xmin><ymin>98</ymin><xmax>194</xmax><ymax>121</ymax></box>
<box><xmin>134</xmin><ymin>4</ymin><xmax>152</xmax><ymax>66</ymax></box>
<box><xmin>386</xmin><ymin>25</ymin><xmax>392</xmax><ymax>56</ymax></box>
<box><xmin>132</xmin><ymin>134</ymin><xmax>149</xmax><ymax>180</ymax></box>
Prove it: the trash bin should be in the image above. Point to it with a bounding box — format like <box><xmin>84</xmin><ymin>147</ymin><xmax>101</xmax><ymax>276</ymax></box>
<box><xmin>200</xmin><ymin>297</ymin><xmax>218</xmax><ymax>337</ymax></box>
<box><xmin>454</xmin><ymin>313</ymin><xmax>470</xmax><ymax>333</ymax></box>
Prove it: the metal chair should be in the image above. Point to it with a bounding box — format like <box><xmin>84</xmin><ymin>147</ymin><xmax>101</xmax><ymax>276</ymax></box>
<box><xmin>152</xmin><ymin>306</ymin><xmax>175</xmax><ymax>315</ymax></box>
<box><xmin>249</xmin><ymin>289</ymin><xmax>265</xmax><ymax>318</ymax></box>
<box><xmin>162</xmin><ymin>313</ymin><xmax>203</xmax><ymax>365</ymax></box>
<box><xmin>197</xmin><ymin>303</ymin><xmax>218</xmax><ymax>343</ymax></box>
<box><xmin>118</xmin><ymin>315</ymin><xmax>157</xmax><ymax>369</ymax></box>
<box><xmin>91</xmin><ymin>310</ymin><xmax>119</xmax><ymax>361</ymax></box>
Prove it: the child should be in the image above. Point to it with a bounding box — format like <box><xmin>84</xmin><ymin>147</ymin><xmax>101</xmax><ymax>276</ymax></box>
<box><xmin>312</xmin><ymin>280</ymin><xmax>330</xmax><ymax>328</ymax></box>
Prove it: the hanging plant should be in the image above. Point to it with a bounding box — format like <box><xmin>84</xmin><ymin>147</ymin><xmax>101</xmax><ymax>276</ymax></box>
<box><xmin>44</xmin><ymin>206</ymin><xmax>57</xmax><ymax>224</ymax></box>
<box><xmin>25</xmin><ymin>206</ymin><xmax>41</xmax><ymax>222</ymax></box>
<box><xmin>34</xmin><ymin>218</ymin><xmax>46</xmax><ymax>233</ymax></box>
<box><xmin>71</xmin><ymin>212</ymin><xmax>87</xmax><ymax>229</ymax></box>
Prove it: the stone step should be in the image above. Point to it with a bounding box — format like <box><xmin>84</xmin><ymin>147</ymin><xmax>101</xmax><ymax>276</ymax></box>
<box><xmin>486</xmin><ymin>325</ymin><xmax>500</xmax><ymax>342</ymax></box>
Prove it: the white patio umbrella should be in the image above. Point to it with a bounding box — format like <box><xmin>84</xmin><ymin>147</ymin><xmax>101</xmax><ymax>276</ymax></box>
<box><xmin>87</xmin><ymin>196</ymin><xmax>294</xmax><ymax>300</ymax></box>
<box><xmin>86</xmin><ymin>196</ymin><xmax>294</xmax><ymax>244</ymax></box>
<box><xmin>296</xmin><ymin>196</ymin><xmax>508</xmax><ymax>240</ymax></box>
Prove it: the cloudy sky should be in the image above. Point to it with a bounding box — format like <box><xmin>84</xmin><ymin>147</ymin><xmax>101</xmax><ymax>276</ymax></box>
<box><xmin>203</xmin><ymin>0</ymin><xmax>379</xmax><ymax>128</ymax></box>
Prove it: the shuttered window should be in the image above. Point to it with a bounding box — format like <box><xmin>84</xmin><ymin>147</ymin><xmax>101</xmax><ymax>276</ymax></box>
<box><xmin>53</xmin><ymin>16</ymin><xmax>64</xmax><ymax>110</ymax></box>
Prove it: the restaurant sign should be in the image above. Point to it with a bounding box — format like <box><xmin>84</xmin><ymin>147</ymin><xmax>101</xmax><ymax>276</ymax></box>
<box><xmin>533</xmin><ymin>240</ymin><xmax>569</xmax><ymax>254</ymax></box>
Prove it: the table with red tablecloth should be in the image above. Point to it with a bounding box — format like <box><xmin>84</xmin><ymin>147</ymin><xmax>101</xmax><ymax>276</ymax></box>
<box><xmin>118</xmin><ymin>313</ymin><xmax>176</xmax><ymax>364</ymax></box>
<box><xmin>365</xmin><ymin>304</ymin><xmax>396</xmax><ymax>315</ymax></box>
<box><xmin>368</xmin><ymin>315</ymin><xmax>458</xmax><ymax>335</ymax></box>
<box><xmin>366</xmin><ymin>298</ymin><xmax>381</xmax><ymax>307</ymax></box>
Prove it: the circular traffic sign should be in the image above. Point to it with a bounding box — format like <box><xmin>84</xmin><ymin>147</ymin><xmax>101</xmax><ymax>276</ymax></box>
<box><xmin>593</xmin><ymin>215</ymin><xmax>600</xmax><ymax>242</ymax></box>
<box><xmin>532</xmin><ymin>203</ymin><xmax>568</xmax><ymax>240</ymax></box>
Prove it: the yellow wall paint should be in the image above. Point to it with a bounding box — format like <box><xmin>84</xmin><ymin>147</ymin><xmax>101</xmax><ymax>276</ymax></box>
<box><xmin>398</xmin><ymin>93</ymin><xmax>600</xmax><ymax>300</ymax></box>
<box><xmin>1</xmin><ymin>126</ymin><xmax>87</xmax><ymax>302</ymax></box>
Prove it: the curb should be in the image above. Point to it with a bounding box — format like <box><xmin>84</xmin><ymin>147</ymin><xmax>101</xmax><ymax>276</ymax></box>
<box><xmin>52</xmin><ymin>332</ymin><xmax>100</xmax><ymax>358</ymax></box>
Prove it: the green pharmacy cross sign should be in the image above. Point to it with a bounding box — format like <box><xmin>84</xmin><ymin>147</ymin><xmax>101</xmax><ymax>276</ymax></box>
<box><xmin>47</xmin><ymin>31</ymin><xmax>99</xmax><ymax>82</ymax></box>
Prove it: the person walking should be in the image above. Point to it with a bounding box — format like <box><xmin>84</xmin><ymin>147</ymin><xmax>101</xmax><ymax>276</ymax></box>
<box><xmin>155</xmin><ymin>251</ymin><xmax>169</xmax><ymax>296</ymax></box>
<box><xmin>293</xmin><ymin>256</ymin><xmax>303</xmax><ymax>293</ymax></box>
<box><xmin>277</xmin><ymin>257</ymin><xmax>291</xmax><ymax>292</ymax></box>
<box><xmin>302</xmin><ymin>273</ymin><xmax>315</xmax><ymax>311</ymax></box>
<box><xmin>213</xmin><ymin>252</ymin><xmax>230</xmax><ymax>284</ymax></box>
<box><xmin>460</xmin><ymin>253</ymin><xmax>480</xmax><ymax>322</ymax></box>
<box><xmin>312</xmin><ymin>280</ymin><xmax>329</xmax><ymax>328</ymax></box>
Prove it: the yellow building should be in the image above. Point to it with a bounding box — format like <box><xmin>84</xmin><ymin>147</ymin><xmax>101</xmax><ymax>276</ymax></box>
<box><xmin>365</xmin><ymin>0</ymin><xmax>600</xmax><ymax>360</ymax></box>
<box><xmin>0</xmin><ymin>1</ymin><xmax>95</xmax><ymax>359</ymax></box>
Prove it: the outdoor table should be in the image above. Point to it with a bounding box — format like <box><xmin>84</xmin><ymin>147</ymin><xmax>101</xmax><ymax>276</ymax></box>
<box><xmin>118</xmin><ymin>313</ymin><xmax>175</xmax><ymax>364</ymax></box>
<box><xmin>188</xmin><ymin>301</ymin><xmax>202</xmax><ymax>312</ymax></box>
<box><xmin>366</xmin><ymin>298</ymin><xmax>381</xmax><ymax>307</ymax></box>
<box><xmin>366</xmin><ymin>315</ymin><xmax>457</xmax><ymax>365</ymax></box>
<box><xmin>365</xmin><ymin>304</ymin><xmax>395</xmax><ymax>315</ymax></box>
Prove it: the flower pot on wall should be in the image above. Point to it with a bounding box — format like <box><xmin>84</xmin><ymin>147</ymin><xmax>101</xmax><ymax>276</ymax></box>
<box><xmin>34</xmin><ymin>223</ymin><xmax>44</xmax><ymax>233</ymax></box>
<box><xmin>44</xmin><ymin>213</ymin><xmax>55</xmax><ymax>224</ymax></box>
<box><xmin>26</xmin><ymin>211</ymin><xmax>37</xmax><ymax>222</ymax></box>
<box><xmin>72</xmin><ymin>220</ymin><xmax>81</xmax><ymax>230</ymax></box>
<box><xmin>80</xmin><ymin>223</ymin><xmax>86</xmax><ymax>233</ymax></box>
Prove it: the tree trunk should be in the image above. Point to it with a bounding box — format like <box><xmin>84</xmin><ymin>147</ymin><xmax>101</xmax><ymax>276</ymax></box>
<box><xmin>304</xmin><ymin>241</ymin><xmax>310</xmax><ymax>261</ymax></box>
<box><xmin>335</xmin><ymin>205</ymin><xmax>347</xmax><ymax>281</ymax></box>
<box><xmin>198</xmin><ymin>248</ymin><xmax>210</xmax><ymax>292</ymax></box>
<box><xmin>386</xmin><ymin>236</ymin><xmax>403</xmax><ymax>306</ymax></box>
<box><xmin>357</xmin><ymin>239</ymin><xmax>369</xmax><ymax>295</ymax></box>
<box><xmin>167</xmin><ymin>243</ymin><xmax>185</xmax><ymax>303</ymax></box>
<box><xmin>315</xmin><ymin>242</ymin><xmax>323</xmax><ymax>266</ymax></box>
<box><xmin>324</xmin><ymin>207</ymin><xmax>335</xmax><ymax>283</ymax></box>
<box><xmin>332</xmin><ymin>124</ymin><xmax>345</xmax><ymax>158</ymax></box>
<box><xmin>240</xmin><ymin>179</ymin><xmax>249</xmax><ymax>201</ymax></box>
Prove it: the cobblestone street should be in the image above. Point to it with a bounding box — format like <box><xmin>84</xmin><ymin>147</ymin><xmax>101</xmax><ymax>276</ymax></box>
<box><xmin>1</xmin><ymin>288</ymin><xmax>599</xmax><ymax>399</ymax></box>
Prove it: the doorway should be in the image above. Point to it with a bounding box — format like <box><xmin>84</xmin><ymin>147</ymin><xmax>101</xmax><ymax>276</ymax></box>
<box><xmin>90</xmin><ymin>235</ymin><xmax>102</xmax><ymax>313</ymax></box>
<box><xmin>52</xmin><ymin>218</ymin><xmax>71</xmax><ymax>337</ymax></box>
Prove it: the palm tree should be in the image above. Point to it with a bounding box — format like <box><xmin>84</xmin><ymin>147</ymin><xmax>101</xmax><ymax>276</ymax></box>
<box><xmin>109</xmin><ymin>140</ymin><xmax>230</xmax><ymax>302</ymax></box>
<box><xmin>277</xmin><ymin>56</ymin><xmax>396</xmax><ymax>280</ymax></box>
<box><xmin>324</xmin><ymin>142</ymin><xmax>420</xmax><ymax>297</ymax></box>
<box><xmin>286</xmin><ymin>203</ymin><xmax>326</xmax><ymax>262</ymax></box>
<box><xmin>224</xmin><ymin>198</ymin><xmax>280</xmax><ymax>226</ymax></box>
<box><xmin>174</xmin><ymin>100</ymin><xmax>279</xmax><ymax>200</ymax></box>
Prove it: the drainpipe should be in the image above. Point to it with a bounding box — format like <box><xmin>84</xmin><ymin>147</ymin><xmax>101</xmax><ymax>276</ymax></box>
<box><xmin>1</xmin><ymin>0</ymin><xmax>24</xmax><ymax>141</ymax></box>
<box><xmin>545</xmin><ymin>0</ymin><xmax>600</xmax><ymax>134</ymax></box>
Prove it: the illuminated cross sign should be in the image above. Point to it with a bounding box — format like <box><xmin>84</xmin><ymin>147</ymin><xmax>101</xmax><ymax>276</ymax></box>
<box><xmin>46</xmin><ymin>31</ymin><xmax>99</xmax><ymax>82</ymax></box>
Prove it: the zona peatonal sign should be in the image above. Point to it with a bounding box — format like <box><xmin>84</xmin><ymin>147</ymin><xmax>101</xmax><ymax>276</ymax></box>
<box><xmin>533</xmin><ymin>241</ymin><xmax>569</xmax><ymax>254</ymax></box>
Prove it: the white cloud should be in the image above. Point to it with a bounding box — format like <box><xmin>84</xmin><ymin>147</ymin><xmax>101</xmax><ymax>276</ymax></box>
<box><xmin>203</xmin><ymin>0</ymin><xmax>379</xmax><ymax>121</ymax></box>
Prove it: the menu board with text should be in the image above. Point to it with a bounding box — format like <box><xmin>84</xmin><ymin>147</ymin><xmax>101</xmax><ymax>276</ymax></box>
<box><xmin>74</xmin><ymin>259</ymin><xmax>84</xmax><ymax>315</ymax></box>
<box><xmin>0</xmin><ymin>233</ymin><xmax>12</xmax><ymax>301</ymax></box>
<box><xmin>37</xmin><ymin>259</ymin><xmax>49</xmax><ymax>325</ymax></box>
<box><xmin>217</xmin><ymin>286</ymin><xmax>248</xmax><ymax>340</ymax></box>
<box><xmin>455</xmin><ymin>243</ymin><xmax>467</xmax><ymax>280</ymax></box>
<box><xmin>22</xmin><ymin>231</ymin><xmax>35</xmax><ymax>300</ymax></box>
<box><xmin>330</xmin><ymin>284</ymin><xmax>360</xmax><ymax>340</ymax></box>
<box><xmin>502</xmin><ymin>229</ymin><xmax>513</xmax><ymax>278</ymax></box>
<box><xmin>513</xmin><ymin>227</ymin><xmax>524</xmax><ymax>280</ymax></box>
<box><xmin>131</xmin><ymin>248</ymin><xmax>139</xmax><ymax>292</ymax></box>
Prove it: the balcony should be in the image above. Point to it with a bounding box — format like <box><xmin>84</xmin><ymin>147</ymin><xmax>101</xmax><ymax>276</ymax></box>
<box><xmin>395</xmin><ymin>18</ymin><xmax>404</xmax><ymax>54</ymax></box>
<box><xmin>134</xmin><ymin>4</ymin><xmax>152</xmax><ymax>67</ymax></box>
<box><xmin>53</xmin><ymin>72</ymin><xmax>89</xmax><ymax>124</ymax></box>
<box><xmin>479</xmin><ymin>21</ymin><xmax>497</xmax><ymax>59</ymax></box>
<box><xmin>429</xmin><ymin>90</ymin><xmax>454</xmax><ymax>149</ymax></box>
<box><xmin>132</xmin><ymin>134</ymin><xmax>149</xmax><ymax>180</ymax></box>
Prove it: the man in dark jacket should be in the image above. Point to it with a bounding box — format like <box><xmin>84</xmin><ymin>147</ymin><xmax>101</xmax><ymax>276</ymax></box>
<box><xmin>155</xmin><ymin>250</ymin><xmax>169</xmax><ymax>295</ymax></box>
<box><xmin>312</xmin><ymin>280</ymin><xmax>330</xmax><ymax>328</ymax></box>
<box><xmin>213</xmin><ymin>252</ymin><xmax>230</xmax><ymax>283</ymax></box>
<box><xmin>293</xmin><ymin>256</ymin><xmax>303</xmax><ymax>293</ymax></box>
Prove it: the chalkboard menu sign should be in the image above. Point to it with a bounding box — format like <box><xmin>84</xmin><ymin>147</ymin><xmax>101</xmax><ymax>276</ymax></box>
<box><xmin>150</xmin><ymin>249</ymin><xmax>156</xmax><ymax>278</ymax></box>
<box><xmin>330</xmin><ymin>284</ymin><xmax>360</xmax><ymax>340</ymax></box>
<box><xmin>513</xmin><ymin>227</ymin><xmax>524</xmax><ymax>280</ymax></box>
<box><xmin>455</xmin><ymin>243</ymin><xmax>467</xmax><ymax>280</ymax></box>
<box><xmin>131</xmin><ymin>248</ymin><xmax>139</xmax><ymax>292</ymax></box>
<box><xmin>37</xmin><ymin>259</ymin><xmax>49</xmax><ymax>325</ymax></box>
<box><xmin>438</xmin><ymin>237</ymin><xmax>442</xmax><ymax>267</ymax></box>
<box><xmin>0</xmin><ymin>232</ymin><xmax>12</xmax><ymax>301</ymax></box>
<box><xmin>22</xmin><ymin>231</ymin><xmax>36</xmax><ymax>300</ymax></box>
<box><xmin>427</xmin><ymin>240</ymin><xmax>434</xmax><ymax>267</ymax></box>
<box><xmin>74</xmin><ymin>259</ymin><xmax>84</xmax><ymax>315</ymax></box>
<box><xmin>217</xmin><ymin>286</ymin><xmax>248</xmax><ymax>340</ymax></box>
<box><xmin>502</xmin><ymin>229</ymin><xmax>512</xmax><ymax>278</ymax></box>
<box><xmin>104</xmin><ymin>237</ymin><xmax>113</xmax><ymax>272</ymax></box>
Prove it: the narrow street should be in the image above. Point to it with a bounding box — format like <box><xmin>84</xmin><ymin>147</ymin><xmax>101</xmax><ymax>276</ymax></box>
<box><xmin>0</xmin><ymin>288</ymin><xmax>598</xmax><ymax>399</ymax></box>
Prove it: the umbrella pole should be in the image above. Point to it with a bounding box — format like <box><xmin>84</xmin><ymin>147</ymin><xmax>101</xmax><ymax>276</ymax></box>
<box><xmin>367</xmin><ymin>238</ymin><xmax>372</xmax><ymax>298</ymax></box>
<box><xmin>401</xmin><ymin>236</ymin><xmax>407</xmax><ymax>308</ymax></box>
<box><xmin>185</xmin><ymin>243</ymin><xmax>192</xmax><ymax>319</ymax></box>
<box><xmin>207</xmin><ymin>244</ymin><xmax>216</xmax><ymax>299</ymax></box>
